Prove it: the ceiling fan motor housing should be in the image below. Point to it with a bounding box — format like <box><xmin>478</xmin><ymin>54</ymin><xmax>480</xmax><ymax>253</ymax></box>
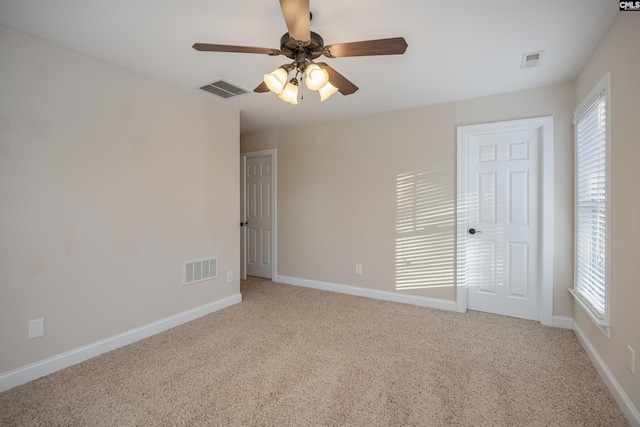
<box><xmin>281</xmin><ymin>31</ymin><xmax>324</xmax><ymax>69</ymax></box>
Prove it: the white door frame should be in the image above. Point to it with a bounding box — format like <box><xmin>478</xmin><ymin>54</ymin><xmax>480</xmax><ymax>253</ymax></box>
<box><xmin>456</xmin><ymin>117</ymin><xmax>554</xmax><ymax>326</ymax></box>
<box><xmin>240</xmin><ymin>149</ymin><xmax>277</xmax><ymax>280</ymax></box>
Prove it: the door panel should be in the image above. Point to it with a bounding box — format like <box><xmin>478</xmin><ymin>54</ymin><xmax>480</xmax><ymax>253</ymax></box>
<box><xmin>478</xmin><ymin>171</ymin><xmax>497</xmax><ymax>224</ymax></box>
<box><xmin>509</xmin><ymin>170</ymin><xmax>529</xmax><ymax>225</ymax></box>
<box><xmin>508</xmin><ymin>242</ymin><xmax>528</xmax><ymax>298</ymax></box>
<box><xmin>261</xmin><ymin>229</ymin><xmax>271</xmax><ymax>265</ymax></box>
<box><xmin>261</xmin><ymin>182</ymin><xmax>271</xmax><ymax>217</ymax></box>
<box><xmin>248</xmin><ymin>228</ymin><xmax>258</xmax><ymax>264</ymax></box>
<box><xmin>477</xmin><ymin>240</ymin><xmax>497</xmax><ymax>294</ymax></box>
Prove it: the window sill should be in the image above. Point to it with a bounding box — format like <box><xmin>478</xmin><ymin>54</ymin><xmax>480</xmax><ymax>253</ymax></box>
<box><xmin>569</xmin><ymin>288</ymin><xmax>610</xmax><ymax>338</ymax></box>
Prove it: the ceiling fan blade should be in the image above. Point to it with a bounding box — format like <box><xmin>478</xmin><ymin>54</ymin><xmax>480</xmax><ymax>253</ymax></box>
<box><xmin>322</xmin><ymin>37</ymin><xmax>408</xmax><ymax>58</ymax></box>
<box><xmin>193</xmin><ymin>43</ymin><xmax>281</xmax><ymax>56</ymax></box>
<box><xmin>279</xmin><ymin>0</ymin><xmax>311</xmax><ymax>45</ymax></box>
<box><xmin>317</xmin><ymin>63</ymin><xmax>359</xmax><ymax>95</ymax></box>
<box><xmin>254</xmin><ymin>81</ymin><xmax>270</xmax><ymax>93</ymax></box>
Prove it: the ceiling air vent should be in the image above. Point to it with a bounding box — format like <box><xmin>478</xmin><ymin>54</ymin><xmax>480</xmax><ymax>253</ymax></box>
<box><xmin>199</xmin><ymin>80</ymin><xmax>249</xmax><ymax>98</ymax></box>
<box><xmin>521</xmin><ymin>51</ymin><xmax>544</xmax><ymax>69</ymax></box>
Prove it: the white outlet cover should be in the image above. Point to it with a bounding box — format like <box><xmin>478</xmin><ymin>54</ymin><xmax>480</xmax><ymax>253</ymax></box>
<box><xmin>628</xmin><ymin>346</ymin><xmax>636</xmax><ymax>374</ymax></box>
<box><xmin>29</xmin><ymin>318</ymin><xmax>45</xmax><ymax>339</ymax></box>
<box><xmin>227</xmin><ymin>271</ymin><xmax>233</xmax><ymax>282</ymax></box>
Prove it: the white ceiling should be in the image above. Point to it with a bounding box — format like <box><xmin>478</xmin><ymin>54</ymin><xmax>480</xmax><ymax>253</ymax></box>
<box><xmin>0</xmin><ymin>0</ymin><xmax>618</xmax><ymax>135</ymax></box>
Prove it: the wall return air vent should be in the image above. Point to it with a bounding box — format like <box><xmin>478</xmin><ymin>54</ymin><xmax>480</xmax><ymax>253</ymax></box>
<box><xmin>199</xmin><ymin>80</ymin><xmax>249</xmax><ymax>98</ymax></box>
<box><xmin>184</xmin><ymin>257</ymin><xmax>218</xmax><ymax>285</ymax></box>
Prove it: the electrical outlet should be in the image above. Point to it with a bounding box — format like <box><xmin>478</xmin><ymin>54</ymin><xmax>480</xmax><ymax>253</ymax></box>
<box><xmin>627</xmin><ymin>346</ymin><xmax>636</xmax><ymax>374</ymax></box>
<box><xmin>29</xmin><ymin>318</ymin><xmax>45</xmax><ymax>339</ymax></box>
<box><xmin>355</xmin><ymin>264</ymin><xmax>363</xmax><ymax>275</ymax></box>
<box><xmin>226</xmin><ymin>271</ymin><xmax>233</xmax><ymax>283</ymax></box>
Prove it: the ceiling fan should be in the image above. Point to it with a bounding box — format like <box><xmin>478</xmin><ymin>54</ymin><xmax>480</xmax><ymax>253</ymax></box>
<box><xmin>193</xmin><ymin>0</ymin><xmax>408</xmax><ymax>104</ymax></box>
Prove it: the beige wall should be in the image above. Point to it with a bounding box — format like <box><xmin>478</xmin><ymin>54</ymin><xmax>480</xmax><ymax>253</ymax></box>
<box><xmin>241</xmin><ymin>81</ymin><xmax>575</xmax><ymax>317</ymax></box>
<box><xmin>574</xmin><ymin>12</ymin><xmax>640</xmax><ymax>412</ymax></box>
<box><xmin>0</xmin><ymin>26</ymin><xmax>240</xmax><ymax>374</ymax></box>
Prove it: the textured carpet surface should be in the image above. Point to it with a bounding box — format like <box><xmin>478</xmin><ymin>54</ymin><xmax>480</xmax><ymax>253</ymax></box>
<box><xmin>0</xmin><ymin>277</ymin><xmax>630</xmax><ymax>426</ymax></box>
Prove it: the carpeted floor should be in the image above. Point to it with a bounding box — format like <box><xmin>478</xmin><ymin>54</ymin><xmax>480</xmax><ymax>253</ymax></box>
<box><xmin>0</xmin><ymin>277</ymin><xmax>630</xmax><ymax>426</ymax></box>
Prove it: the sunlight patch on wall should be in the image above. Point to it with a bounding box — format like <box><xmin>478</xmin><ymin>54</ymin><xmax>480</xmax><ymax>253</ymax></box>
<box><xmin>395</xmin><ymin>167</ymin><xmax>455</xmax><ymax>290</ymax></box>
<box><xmin>457</xmin><ymin>176</ymin><xmax>506</xmax><ymax>292</ymax></box>
<box><xmin>461</xmin><ymin>189</ymin><xmax>506</xmax><ymax>292</ymax></box>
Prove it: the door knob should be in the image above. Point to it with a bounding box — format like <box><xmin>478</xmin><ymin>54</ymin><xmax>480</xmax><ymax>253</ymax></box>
<box><xmin>468</xmin><ymin>228</ymin><xmax>481</xmax><ymax>235</ymax></box>
<box><xmin>240</xmin><ymin>221</ymin><xmax>249</xmax><ymax>227</ymax></box>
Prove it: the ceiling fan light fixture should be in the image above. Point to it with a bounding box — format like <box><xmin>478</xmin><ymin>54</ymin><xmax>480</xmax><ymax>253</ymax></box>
<box><xmin>318</xmin><ymin>81</ymin><xmax>338</xmax><ymax>102</ymax></box>
<box><xmin>194</xmin><ymin>3</ymin><xmax>408</xmax><ymax>104</ymax></box>
<box><xmin>278</xmin><ymin>78</ymin><xmax>299</xmax><ymax>104</ymax></box>
<box><xmin>304</xmin><ymin>63</ymin><xmax>329</xmax><ymax>91</ymax></box>
<box><xmin>264</xmin><ymin>67</ymin><xmax>289</xmax><ymax>94</ymax></box>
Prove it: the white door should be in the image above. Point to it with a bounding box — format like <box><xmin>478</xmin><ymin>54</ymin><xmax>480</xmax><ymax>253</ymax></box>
<box><xmin>245</xmin><ymin>155</ymin><xmax>273</xmax><ymax>278</ymax></box>
<box><xmin>240</xmin><ymin>156</ymin><xmax>247</xmax><ymax>280</ymax></box>
<box><xmin>463</xmin><ymin>128</ymin><xmax>540</xmax><ymax>320</ymax></box>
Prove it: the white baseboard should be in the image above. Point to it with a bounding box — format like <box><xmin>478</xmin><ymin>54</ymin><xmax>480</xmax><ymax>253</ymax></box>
<box><xmin>0</xmin><ymin>293</ymin><xmax>242</xmax><ymax>393</ymax></box>
<box><xmin>275</xmin><ymin>275</ymin><xmax>458</xmax><ymax>312</ymax></box>
<box><xmin>573</xmin><ymin>322</ymin><xmax>640</xmax><ymax>426</ymax></box>
<box><xmin>552</xmin><ymin>315</ymin><xmax>574</xmax><ymax>329</ymax></box>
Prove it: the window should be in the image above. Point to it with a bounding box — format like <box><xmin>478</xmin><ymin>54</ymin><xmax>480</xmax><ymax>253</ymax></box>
<box><xmin>570</xmin><ymin>73</ymin><xmax>610</xmax><ymax>336</ymax></box>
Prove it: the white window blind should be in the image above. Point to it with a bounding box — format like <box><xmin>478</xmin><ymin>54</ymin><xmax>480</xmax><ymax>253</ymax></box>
<box><xmin>574</xmin><ymin>84</ymin><xmax>608</xmax><ymax>321</ymax></box>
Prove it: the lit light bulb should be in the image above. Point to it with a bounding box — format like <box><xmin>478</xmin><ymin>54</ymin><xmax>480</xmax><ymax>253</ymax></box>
<box><xmin>278</xmin><ymin>79</ymin><xmax>299</xmax><ymax>105</ymax></box>
<box><xmin>263</xmin><ymin>67</ymin><xmax>289</xmax><ymax>94</ymax></box>
<box><xmin>318</xmin><ymin>81</ymin><xmax>339</xmax><ymax>102</ymax></box>
<box><xmin>304</xmin><ymin>64</ymin><xmax>329</xmax><ymax>91</ymax></box>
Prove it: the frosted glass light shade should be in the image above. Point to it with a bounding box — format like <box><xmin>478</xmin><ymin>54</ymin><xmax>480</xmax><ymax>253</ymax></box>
<box><xmin>263</xmin><ymin>68</ymin><xmax>289</xmax><ymax>94</ymax></box>
<box><xmin>304</xmin><ymin>64</ymin><xmax>329</xmax><ymax>91</ymax></box>
<box><xmin>318</xmin><ymin>81</ymin><xmax>338</xmax><ymax>102</ymax></box>
<box><xmin>278</xmin><ymin>80</ymin><xmax>299</xmax><ymax>105</ymax></box>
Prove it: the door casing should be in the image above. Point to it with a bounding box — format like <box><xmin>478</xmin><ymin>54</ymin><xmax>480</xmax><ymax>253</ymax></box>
<box><xmin>456</xmin><ymin>117</ymin><xmax>554</xmax><ymax>326</ymax></box>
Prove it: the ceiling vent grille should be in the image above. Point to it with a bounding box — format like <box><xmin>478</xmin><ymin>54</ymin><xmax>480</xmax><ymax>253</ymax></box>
<box><xmin>199</xmin><ymin>80</ymin><xmax>249</xmax><ymax>98</ymax></box>
<box><xmin>521</xmin><ymin>51</ymin><xmax>544</xmax><ymax>69</ymax></box>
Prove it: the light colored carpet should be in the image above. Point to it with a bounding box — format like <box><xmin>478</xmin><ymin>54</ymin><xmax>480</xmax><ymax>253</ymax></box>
<box><xmin>0</xmin><ymin>277</ymin><xmax>630</xmax><ymax>426</ymax></box>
